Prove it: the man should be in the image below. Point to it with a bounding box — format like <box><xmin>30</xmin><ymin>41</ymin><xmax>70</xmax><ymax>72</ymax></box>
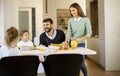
<box><xmin>39</xmin><ymin>18</ymin><xmax>65</xmax><ymax>47</ymax></box>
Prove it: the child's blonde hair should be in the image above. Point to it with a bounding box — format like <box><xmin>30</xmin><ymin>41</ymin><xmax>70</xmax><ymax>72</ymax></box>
<box><xmin>5</xmin><ymin>26</ymin><xmax>19</xmax><ymax>47</ymax></box>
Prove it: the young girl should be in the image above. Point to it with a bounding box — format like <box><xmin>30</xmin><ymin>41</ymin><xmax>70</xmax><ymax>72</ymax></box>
<box><xmin>17</xmin><ymin>30</ymin><xmax>33</xmax><ymax>48</ymax></box>
<box><xmin>0</xmin><ymin>26</ymin><xmax>20</xmax><ymax>59</ymax></box>
<box><xmin>64</xmin><ymin>3</ymin><xmax>92</xmax><ymax>76</ymax></box>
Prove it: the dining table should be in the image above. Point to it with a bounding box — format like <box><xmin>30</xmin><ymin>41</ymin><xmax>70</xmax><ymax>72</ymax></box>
<box><xmin>20</xmin><ymin>47</ymin><xmax>97</xmax><ymax>56</ymax></box>
<box><xmin>20</xmin><ymin>47</ymin><xmax>97</xmax><ymax>73</ymax></box>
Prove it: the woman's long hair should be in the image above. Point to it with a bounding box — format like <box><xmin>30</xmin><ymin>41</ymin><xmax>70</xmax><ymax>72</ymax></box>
<box><xmin>69</xmin><ymin>3</ymin><xmax>86</xmax><ymax>17</ymax></box>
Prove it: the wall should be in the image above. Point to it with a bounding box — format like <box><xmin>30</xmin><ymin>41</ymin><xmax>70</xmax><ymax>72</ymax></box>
<box><xmin>19</xmin><ymin>0</ymin><xmax>43</xmax><ymax>37</ymax></box>
<box><xmin>19</xmin><ymin>0</ymin><xmax>43</xmax><ymax>73</ymax></box>
<box><xmin>87</xmin><ymin>0</ymin><xmax>105</xmax><ymax>69</ymax></box>
<box><xmin>0</xmin><ymin>0</ymin><xmax>4</xmax><ymax>46</ymax></box>
<box><xmin>43</xmin><ymin>0</ymin><xmax>46</xmax><ymax>19</ymax></box>
<box><xmin>0</xmin><ymin>0</ymin><xmax>43</xmax><ymax>44</ymax></box>
<box><xmin>87</xmin><ymin>0</ymin><xmax>120</xmax><ymax>71</ymax></box>
<box><xmin>47</xmin><ymin>0</ymin><xmax>86</xmax><ymax>28</ymax></box>
<box><xmin>4</xmin><ymin>0</ymin><xmax>18</xmax><ymax>29</ymax></box>
<box><xmin>0</xmin><ymin>0</ymin><xmax>19</xmax><ymax>46</ymax></box>
<box><xmin>105</xmin><ymin>0</ymin><xmax>120</xmax><ymax>71</ymax></box>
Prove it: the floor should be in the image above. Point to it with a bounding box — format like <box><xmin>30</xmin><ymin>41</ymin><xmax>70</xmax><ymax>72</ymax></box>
<box><xmin>80</xmin><ymin>58</ymin><xmax>120</xmax><ymax>76</ymax></box>
<box><xmin>38</xmin><ymin>58</ymin><xmax>120</xmax><ymax>76</ymax></box>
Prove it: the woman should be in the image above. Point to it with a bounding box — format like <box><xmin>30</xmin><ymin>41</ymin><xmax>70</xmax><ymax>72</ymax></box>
<box><xmin>64</xmin><ymin>3</ymin><xmax>92</xmax><ymax>76</ymax></box>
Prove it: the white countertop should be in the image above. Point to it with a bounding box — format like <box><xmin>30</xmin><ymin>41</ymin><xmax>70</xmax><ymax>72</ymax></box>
<box><xmin>20</xmin><ymin>47</ymin><xmax>97</xmax><ymax>56</ymax></box>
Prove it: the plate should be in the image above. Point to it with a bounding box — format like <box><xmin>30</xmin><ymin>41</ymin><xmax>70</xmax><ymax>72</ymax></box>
<box><xmin>48</xmin><ymin>46</ymin><xmax>59</xmax><ymax>50</ymax></box>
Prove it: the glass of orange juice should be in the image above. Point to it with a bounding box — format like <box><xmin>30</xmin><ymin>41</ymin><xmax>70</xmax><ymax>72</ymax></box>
<box><xmin>39</xmin><ymin>45</ymin><xmax>45</xmax><ymax>52</ymax></box>
<box><xmin>40</xmin><ymin>47</ymin><xmax>45</xmax><ymax>52</ymax></box>
<box><xmin>70</xmin><ymin>38</ymin><xmax>78</xmax><ymax>49</ymax></box>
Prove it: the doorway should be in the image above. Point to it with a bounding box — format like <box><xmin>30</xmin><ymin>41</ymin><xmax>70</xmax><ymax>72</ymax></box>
<box><xmin>19</xmin><ymin>8</ymin><xmax>36</xmax><ymax>41</ymax></box>
<box><xmin>19</xmin><ymin>8</ymin><xmax>32</xmax><ymax>40</ymax></box>
<box><xmin>90</xmin><ymin>0</ymin><xmax>99</xmax><ymax>37</ymax></box>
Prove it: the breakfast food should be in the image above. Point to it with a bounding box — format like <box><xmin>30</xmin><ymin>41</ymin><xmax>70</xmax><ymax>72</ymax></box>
<box><xmin>63</xmin><ymin>45</ymin><xmax>69</xmax><ymax>50</ymax></box>
<box><xmin>30</xmin><ymin>45</ymin><xmax>36</xmax><ymax>50</ymax></box>
<box><xmin>50</xmin><ymin>43</ymin><xmax>68</xmax><ymax>50</ymax></box>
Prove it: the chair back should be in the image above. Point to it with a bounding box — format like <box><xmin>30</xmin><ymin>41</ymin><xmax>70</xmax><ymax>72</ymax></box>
<box><xmin>43</xmin><ymin>54</ymin><xmax>83</xmax><ymax>76</ymax></box>
<box><xmin>0</xmin><ymin>55</ymin><xmax>40</xmax><ymax>76</ymax></box>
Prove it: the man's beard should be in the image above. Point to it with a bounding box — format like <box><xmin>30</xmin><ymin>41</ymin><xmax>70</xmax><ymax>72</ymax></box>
<box><xmin>45</xmin><ymin>27</ymin><xmax>52</xmax><ymax>33</ymax></box>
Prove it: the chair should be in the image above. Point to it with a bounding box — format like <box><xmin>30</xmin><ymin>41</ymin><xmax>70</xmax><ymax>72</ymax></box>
<box><xmin>0</xmin><ymin>55</ymin><xmax>40</xmax><ymax>76</ymax></box>
<box><xmin>42</xmin><ymin>54</ymin><xmax>83</xmax><ymax>76</ymax></box>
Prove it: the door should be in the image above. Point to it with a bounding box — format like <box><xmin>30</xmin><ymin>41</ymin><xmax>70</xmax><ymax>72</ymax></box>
<box><xmin>19</xmin><ymin>8</ymin><xmax>32</xmax><ymax>40</ymax></box>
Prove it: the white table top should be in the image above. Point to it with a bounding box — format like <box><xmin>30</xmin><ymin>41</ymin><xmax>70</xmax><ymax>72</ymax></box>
<box><xmin>20</xmin><ymin>47</ymin><xmax>96</xmax><ymax>56</ymax></box>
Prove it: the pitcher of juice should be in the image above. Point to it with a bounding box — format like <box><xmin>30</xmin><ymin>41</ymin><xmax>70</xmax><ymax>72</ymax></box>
<box><xmin>70</xmin><ymin>38</ymin><xmax>78</xmax><ymax>49</ymax></box>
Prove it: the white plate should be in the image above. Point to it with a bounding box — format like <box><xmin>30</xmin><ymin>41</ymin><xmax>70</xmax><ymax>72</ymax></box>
<box><xmin>48</xmin><ymin>46</ymin><xmax>59</xmax><ymax>50</ymax></box>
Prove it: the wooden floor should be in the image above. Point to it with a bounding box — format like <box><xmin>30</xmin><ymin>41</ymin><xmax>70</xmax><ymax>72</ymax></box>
<box><xmin>38</xmin><ymin>58</ymin><xmax>120</xmax><ymax>76</ymax></box>
<box><xmin>81</xmin><ymin>58</ymin><xmax>120</xmax><ymax>76</ymax></box>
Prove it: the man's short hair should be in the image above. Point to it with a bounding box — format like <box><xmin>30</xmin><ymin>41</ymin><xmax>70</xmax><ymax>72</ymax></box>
<box><xmin>43</xmin><ymin>18</ymin><xmax>53</xmax><ymax>24</ymax></box>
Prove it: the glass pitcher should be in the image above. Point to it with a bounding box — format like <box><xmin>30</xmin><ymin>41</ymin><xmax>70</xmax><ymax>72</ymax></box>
<box><xmin>70</xmin><ymin>37</ymin><xmax>78</xmax><ymax>49</ymax></box>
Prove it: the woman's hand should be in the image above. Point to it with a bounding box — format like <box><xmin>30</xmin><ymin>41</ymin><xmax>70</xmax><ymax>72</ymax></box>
<box><xmin>76</xmin><ymin>35</ymin><xmax>89</xmax><ymax>42</ymax></box>
<box><xmin>76</xmin><ymin>38</ymin><xmax>82</xmax><ymax>42</ymax></box>
<box><xmin>62</xmin><ymin>41</ymin><xmax>68</xmax><ymax>46</ymax></box>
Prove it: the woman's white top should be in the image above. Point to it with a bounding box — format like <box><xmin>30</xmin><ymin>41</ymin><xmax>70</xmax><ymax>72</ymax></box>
<box><xmin>0</xmin><ymin>45</ymin><xmax>20</xmax><ymax>59</ymax></box>
<box><xmin>17</xmin><ymin>40</ymin><xmax>33</xmax><ymax>47</ymax></box>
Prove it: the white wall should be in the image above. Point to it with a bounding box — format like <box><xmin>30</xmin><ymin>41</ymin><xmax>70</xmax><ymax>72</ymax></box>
<box><xmin>19</xmin><ymin>1</ymin><xmax>43</xmax><ymax>73</ymax></box>
<box><xmin>0</xmin><ymin>0</ymin><xmax>19</xmax><ymax>46</ymax></box>
<box><xmin>87</xmin><ymin>0</ymin><xmax>106</xmax><ymax>69</ymax></box>
<box><xmin>0</xmin><ymin>0</ymin><xmax>43</xmax><ymax>44</ymax></box>
<box><xmin>47</xmin><ymin>0</ymin><xmax>56</xmax><ymax>27</ymax></box>
<box><xmin>0</xmin><ymin>0</ymin><xmax>5</xmax><ymax>46</ymax></box>
<box><xmin>87</xmin><ymin>0</ymin><xmax>120</xmax><ymax>71</ymax></box>
<box><xmin>105</xmin><ymin>0</ymin><xmax>120</xmax><ymax>71</ymax></box>
<box><xmin>4</xmin><ymin>0</ymin><xmax>18</xmax><ymax>29</ymax></box>
<box><xmin>19</xmin><ymin>0</ymin><xmax>43</xmax><ymax>37</ymax></box>
<box><xmin>47</xmin><ymin>0</ymin><xmax>86</xmax><ymax>28</ymax></box>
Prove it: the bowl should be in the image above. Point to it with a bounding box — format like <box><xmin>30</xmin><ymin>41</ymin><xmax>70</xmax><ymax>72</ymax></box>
<box><xmin>20</xmin><ymin>46</ymin><xmax>31</xmax><ymax>50</ymax></box>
